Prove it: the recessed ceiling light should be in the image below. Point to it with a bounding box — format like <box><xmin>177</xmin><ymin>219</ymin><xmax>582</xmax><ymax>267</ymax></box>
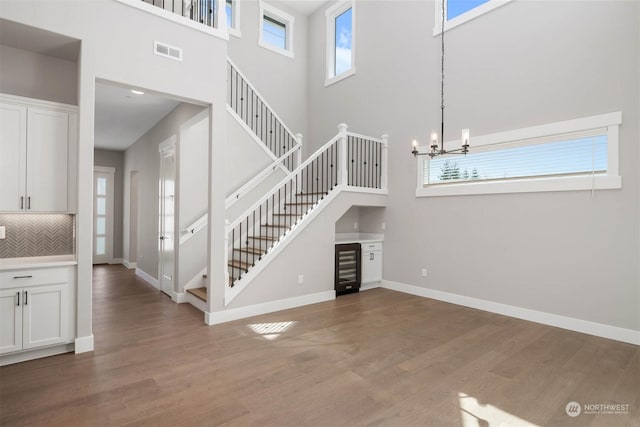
<box><xmin>130</xmin><ymin>89</ymin><xmax>144</xmax><ymax>95</ymax></box>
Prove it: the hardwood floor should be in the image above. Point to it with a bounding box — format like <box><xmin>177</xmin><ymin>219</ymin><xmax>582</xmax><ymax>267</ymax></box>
<box><xmin>1</xmin><ymin>265</ymin><xmax>638</xmax><ymax>426</ymax></box>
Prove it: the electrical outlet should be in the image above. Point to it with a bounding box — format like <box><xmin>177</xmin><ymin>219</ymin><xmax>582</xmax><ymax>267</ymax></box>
<box><xmin>381</xmin><ymin>222</ymin><xmax>386</xmax><ymax>231</ymax></box>
<box><xmin>354</xmin><ymin>222</ymin><xmax>359</xmax><ymax>230</ymax></box>
<box><xmin>0</xmin><ymin>226</ymin><xmax>5</xmax><ymax>239</ymax></box>
<box><xmin>421</xmin><ymin>268</ymin><xmax>427</xmax><ymax>277</ymax></box>
<box><xmin>298</xmin><ymin>274</ymin><xmax>304</xmax><ymax>284</ymax></box>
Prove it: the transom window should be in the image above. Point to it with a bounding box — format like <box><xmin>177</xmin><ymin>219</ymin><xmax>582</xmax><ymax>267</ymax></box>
<box><xmin>325</xmin><ymin>1</ymin><xmax>356</xmax><ymax>87</ymax></box>
<box><xmin>259</xmin><ymin>2</ymin><xmax>295</xmax><ymax>58</ymax></box>
<box><xmin>434</xmin><ymin>0</ymin><xmax>514</xmax><ymax>34</ymax></box>
<box><xmin>416</xmin><ymin>112</ymin><xmax>622</xmax><ymax>197</ymax></box>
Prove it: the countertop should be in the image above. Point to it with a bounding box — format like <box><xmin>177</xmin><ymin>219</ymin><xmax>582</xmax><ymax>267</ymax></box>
<box><xmin>335</xmin><ymin>233</ymin><xmax>384</xmax><ymax>244</ymax></box>
<box><xmin>0</xmin><ymin>255</ymin><xmax>77</xmax><ymax>271</ymax></box>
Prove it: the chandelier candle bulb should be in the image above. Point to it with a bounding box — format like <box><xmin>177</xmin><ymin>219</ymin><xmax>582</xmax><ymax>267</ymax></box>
<box><xmin>430</xmin><ymin>130</ymin><xmax>438</xmax><ymax>146</ymax></box>
<box><xmin>412</xmin><ymin>139</ymin><xmax>419</xmax><ymax>152</ymax></box>
<box><xmin>462</xmin><ymin>129</ymin><xmax>470</xmax><ymax>146</ymax></box>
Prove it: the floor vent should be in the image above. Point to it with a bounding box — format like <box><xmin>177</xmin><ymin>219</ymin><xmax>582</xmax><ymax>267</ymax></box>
<box><xmin>154</xmin><ymin>41</ymin><xmax>183</xmax><ymax>61</ymax></box>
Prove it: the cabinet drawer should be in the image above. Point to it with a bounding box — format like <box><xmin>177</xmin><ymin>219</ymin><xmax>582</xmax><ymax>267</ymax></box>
<box><xmin>0</xmin><ymin>267</ymin><xmax>70</xmax><ymax>289</ymax></box>
<box><xmin>361</xmin><ymin>242</ymin><xmax>382</xmax><ymax>252</ymax></box>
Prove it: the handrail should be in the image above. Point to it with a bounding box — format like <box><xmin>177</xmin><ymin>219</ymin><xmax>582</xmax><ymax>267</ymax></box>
<box><xmin>225</xmin><ymin>143</ymin><xmax>302</xmax><ymax>209</ymax></box>
<box><xmin>226</xmin><ymin>133</ymin><xmax>341</xmax><ymax>231</ymax></box>
<box><xmin>179</xmin><ymin>213</ymin><xmax>208</xmax><ymax>246</ymax></box>
<box><xmin>227</xmin><ymin>58</ymin><xmax>301</xmax><ymax>171</ymax></box>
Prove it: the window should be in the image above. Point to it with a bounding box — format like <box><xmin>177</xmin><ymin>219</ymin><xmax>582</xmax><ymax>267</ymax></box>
<box><xmin>434</xmin><ymin>0</ymin><xmax>514</xmax><ymax>35</ymax></box>
<box><xmin>225</xmin><ymin>0</ymin><xmax>241</xmax><ymax>37</ymax></box>
<box><xmin>325</xmin><ymin>1</ymin><xmax>356</xmax><ymax>87</ymax></box>
<box><xmin>258</xmin><ymin>2</ymin><xmax>295</xmax><ymax>58</ymax></box>
<box><xmin>416</xmin><ymin>112</ymin><xmax>622</xmax><ymax>197</ymax></box>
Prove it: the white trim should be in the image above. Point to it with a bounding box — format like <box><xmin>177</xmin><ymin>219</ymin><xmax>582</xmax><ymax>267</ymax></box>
<box><xmin>382</xmin><ymin>280</ymin><xmax>640</xmax><ymax>346</ymax></box>
<box><xmin>417</xmin><ymin>112</ymin><xmax>623</xmax><ymax>197</ymax></box>
<box><xmin>122</xmin><ymin>260</ymin><xmax>137</xmax><ymax>269</ymax></box>
<box><xmin>1</xmin><ymin>343</ymin><xmax>75</xmax><ymax>366</ymax></box>
<box><xmin>174</xmin><ymin>292</ymin><xmax>187</xmax><ymax>303</ymax></box>
<box><xmin>185</xmin><ymin>291</ymin><xmax>208</xmax><ymax>312</ymax></box>
<box><xmin>179</xmin><ymin>213</ymin><xmax>208</xmax><ymax>246</ymax></box>
<box><xmin>208</xmin><ymin>291</ymin><xmax>335</xmax><ymax>325</ymax></box>
<box><xmin>135</xmin><ymin>267</ymin><xmax>159</xmax><ymax>289</ymax></box>
<box><xmin>0</xmin><ymin>93</ymin><xmax>78</xmax><ymax>112</ymax></box>
<box><xmin>227</xmin><ymin>0</ymin><xmax>242</xmax><ymax>37</ymax></box>
<box><xmin>258</xmin><ymin>1</ymin><xmax>295</xmax><ymax>59</ymax></box>
<box><xmin>114</xmin><ymin>0</ymin><xmax>229</xmax><ymax>41</ymax></box>
<box><xmin>360</xmin><ymin>283</ymin><xmax>382</xmax><ymax>292</ymax></box>
<box><xmin>433</xmin><ymin>0</ymin><xmax>514</xmax><ymax>35</ymax></box>
<box><xmin>325</xmin><ymin>0</ymin><xmax>356</xmax><ymax>87</ymax></box>
<box><xmin>74</xmin><ymin>334</ymin><xmax>94</xmax><ymax>353</ymax></box>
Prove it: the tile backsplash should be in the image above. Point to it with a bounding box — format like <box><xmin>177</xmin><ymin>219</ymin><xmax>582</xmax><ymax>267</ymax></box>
<box><xmin>0</xmin><ymin>214</ymin><xmax>75</xmax><ymax>258</ymax></box>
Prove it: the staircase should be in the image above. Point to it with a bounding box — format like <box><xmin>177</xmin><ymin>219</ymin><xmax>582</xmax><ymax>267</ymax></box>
<box><xmin>183</xmin><ymin>61</ymin><xmax>388</xmax><ymax>310</ymax></box>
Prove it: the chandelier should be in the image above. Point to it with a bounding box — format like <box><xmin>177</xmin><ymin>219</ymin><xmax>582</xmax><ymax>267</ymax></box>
<box><xmin>412</xmin><ymin>0</ymin><xmax>470</xmax><ymax>158</ymax></box>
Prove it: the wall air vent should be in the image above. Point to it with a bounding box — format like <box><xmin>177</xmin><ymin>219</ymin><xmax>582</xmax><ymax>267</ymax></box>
<box><xmin>154</xmin><ymin>41</ymin><xmax>183</xmax><ymax>62</ymax></box>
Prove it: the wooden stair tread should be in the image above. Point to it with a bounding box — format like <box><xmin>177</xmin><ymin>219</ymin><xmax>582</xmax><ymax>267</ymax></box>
<box><xmin>284</xmin><ymin>202</ymin><xmax>315</xmax><ymax>206</ymax></box>
<box><xmin>272</xmin><ymin>213</ymin><xmax>299</xmax><ymax>217</ymax></box>
<box><xmin>249</xmin><ymin>235</ymin><xmax>279</xmax><ymax>241</ymax></box>
<box><xmin>296</xmin><ymin>192</ymin><xmax>327</xmax><ymax>196</ymax></box>
<box><xmin>187</xmin><ymin>287</ymin><xmax>207</xmax><ymax>302</ymax></box>
<box><xmin>228</xmin><ymin>259</ymin><xmax>251</xmax><ymax>269</ymax></box>
<box><xmin>262</xmin><ymin>224</ymin><xmax>289</xmax><ymax>228</ymax></box>
<box><xmin>234</xmin><ymin>247</ymin><xmax>264</xmax><ymax>255</ymax></box>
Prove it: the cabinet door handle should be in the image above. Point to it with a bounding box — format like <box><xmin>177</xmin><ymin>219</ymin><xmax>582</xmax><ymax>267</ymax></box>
<box><xmin>24</xmin><ymin>291</ymin><xmax>28</xmax><ymax>305</ymax></box>
<box><xmin>13</xmin><ymin>275</ymin><xmax>32</xmax><ymax>279</ymax></box>
<box><xmin>370</xmin><ymin>253</ymin><xmax>374</xmax><ymax>261</ymax></box>
<box><xmin>16</xmin><ymin>292</ymin><xmax>20</xmax><ymax>306</ymax></box>
<box><xmin>27</xmin><ymin>196</ymin><xmax>31</xmax><ymax>210</ymax></box>
<box><xmin>20</xmin><ymin>196</ymin><xmax>24</xmax><ymax>209</ymax></box>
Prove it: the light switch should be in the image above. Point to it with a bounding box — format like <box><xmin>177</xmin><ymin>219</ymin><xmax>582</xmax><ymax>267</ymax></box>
<box><xmin>0</xmin><ymin>226</ymin><xmax>5</xmax><ymax>239</ymax></box>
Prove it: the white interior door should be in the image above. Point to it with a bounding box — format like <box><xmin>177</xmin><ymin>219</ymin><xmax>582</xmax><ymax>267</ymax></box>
<box><xmin>93</xmin><ymin>167</ymin><xmax>115</xmax><ymax>264</ymax></box>
<box><xmin>159</xmin><ymin>139</ymin><xmax>176</xmax><ymax>297</ymax></box>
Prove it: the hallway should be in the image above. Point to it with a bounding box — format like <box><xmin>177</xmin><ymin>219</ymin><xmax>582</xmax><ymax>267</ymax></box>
<box><xmin>0</xmin><ymin>265</ymin><xmax>638</xmax><ymax>426</ymax></box>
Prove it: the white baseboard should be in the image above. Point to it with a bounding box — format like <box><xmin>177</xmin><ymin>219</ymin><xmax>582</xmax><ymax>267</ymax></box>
<box><xmin>1</xmin><ymin>343</ymin><xmax>74</xmax><ymax>366</ymax></box>
<box><xmin>382</xmin><ymin>280</ymin><xmax>640</xmax><ymax>346</ymax></box>
<box><xmin>206</xmin><ymin>290</ymin><xmax>335</xmax><ymax>325</ymax></box>
<box><xmin>122</xmin><ymin>260</ymin><xmax>137</xmax><ymax>269</ymax></box>
<box><xmin>135</xmin><ymin>268</ymin><xmax>159</xmax><ymax>289</ymax></box>
<box><xmin>174</xmin><ymin>292</ymin><xmax>186</xmax><ymax>303</ymax></box>
<box><xmin>185</xmin><ymin>291</ymin><xmax>208</xmax><ymax>312</ymax></box>
<box><xmin>74</xmin><ymin>334</ymin><xmax>94</xmax><ymax>353</ymax></box>
<box><xmin>360</xmin><ymin>282</ymin><xmax>382</xmax><ymax>291</ymax></box>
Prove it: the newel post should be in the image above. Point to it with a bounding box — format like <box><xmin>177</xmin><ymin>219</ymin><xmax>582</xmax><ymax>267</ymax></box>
<box><xmin>295</xmin><ymin>133</ymin><xmax>303</xmax><ymax>168</ymax></box>
<box><xmin>216</xmin><ymin>0</ymin><xmax>228</xmax><ymax>31</ymax></box>
<box><xmin>338</xmin><ymin>123</ymin><xmax>349</xmax><ymax>187</ymax></box>
<box><xmin>381</xmin><ymin>134</ymin><xmax>389</xmax><ymax>191</ymax></box>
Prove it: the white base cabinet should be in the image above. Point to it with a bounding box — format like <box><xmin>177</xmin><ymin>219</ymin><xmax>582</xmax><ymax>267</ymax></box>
<box><xmin>361</xmin><ymin>242</ymin><xmax>383</xmax><ymax>284</ymax></box>
<box><xmin>0</xmin><ymin>266</ymin><xmax>75</xmax><ymax>359</ymax></box>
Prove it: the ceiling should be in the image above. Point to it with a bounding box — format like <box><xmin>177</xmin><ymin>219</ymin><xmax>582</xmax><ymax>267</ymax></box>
<box><xmin>0</xmin><ymin>18</ymin><xmax>80</xmax><ymax>61</ymax></box>
<box><xmin>278</xmin><ymin>0</ymin><xmax>327</xmax><ymax>15</ymax></box>
<box><xmin>94</xmin><ymin>82</ymin><xmax>181</xmax><ymax>151</ymax></box>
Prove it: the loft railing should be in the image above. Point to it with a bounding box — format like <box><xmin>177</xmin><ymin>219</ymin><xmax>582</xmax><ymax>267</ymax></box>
<box><xmin>225</xmin><ymin>124</ymin><xmax>388</xmax><ymax>292</ymax></box>
<box><xmin>227</xmin><ymin>59</ymin><xmax>302</xmax><ymax>171</ymax></box>
<box><xmin>143</xmin><ymin>0</ymin><xmax>218</xmax><ymax>28</ymax></box>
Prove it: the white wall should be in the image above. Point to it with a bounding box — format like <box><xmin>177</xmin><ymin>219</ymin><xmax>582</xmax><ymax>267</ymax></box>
<box><xmin>227</xmin><ymin>0</ymin><xmax>308</xmax><ymax>146</ymax></box>
<box><xmin>94</xmin><ymin>149</ymin><xmax>125</xmax><ymax>259</ymax></box>
<box><xmin>307</xmin><ymin>1</ymin><xmax>640</xmax><ymax>331</ymax></box>
<box><xmin>0</xmin><ymin>44</ymin><xmax>78</xmax><ymax>105</ymax></box>
<box><xmin>123</xmin><ymin>102</ymin><xmax>206</xmax><ymax>282</ymax></box>
<box><xmin>0</xmin><ymin>0</ymin><xmax>230</xmax><ymax>345</ymax></box>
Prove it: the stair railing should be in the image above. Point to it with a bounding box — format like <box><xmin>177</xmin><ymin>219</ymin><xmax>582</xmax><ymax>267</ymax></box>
<box><xmin>225</xmin><ymin>124</ymin><xmax>388</xmax><ymax>289</ymax></box>
<box><xmin>227</xmin><ymin>58</ymin><xmax>302</xmax><ymax>171</ymax></box>
<box><xmin>142</xmin><ymin>0</ymin><xmax>222</xmax><ymax>29</ymax></box>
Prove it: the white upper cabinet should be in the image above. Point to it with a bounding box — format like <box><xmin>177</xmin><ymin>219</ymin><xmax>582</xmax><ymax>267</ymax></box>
<box><xmin>0</xmin><ymin>94</ymin><xmax>77</xmax><ymax>213</ymax></box>
<box><xmin>0</xmin><ymin>103</ymin><xmax>27</xmax><ymax>211</ymax></box>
